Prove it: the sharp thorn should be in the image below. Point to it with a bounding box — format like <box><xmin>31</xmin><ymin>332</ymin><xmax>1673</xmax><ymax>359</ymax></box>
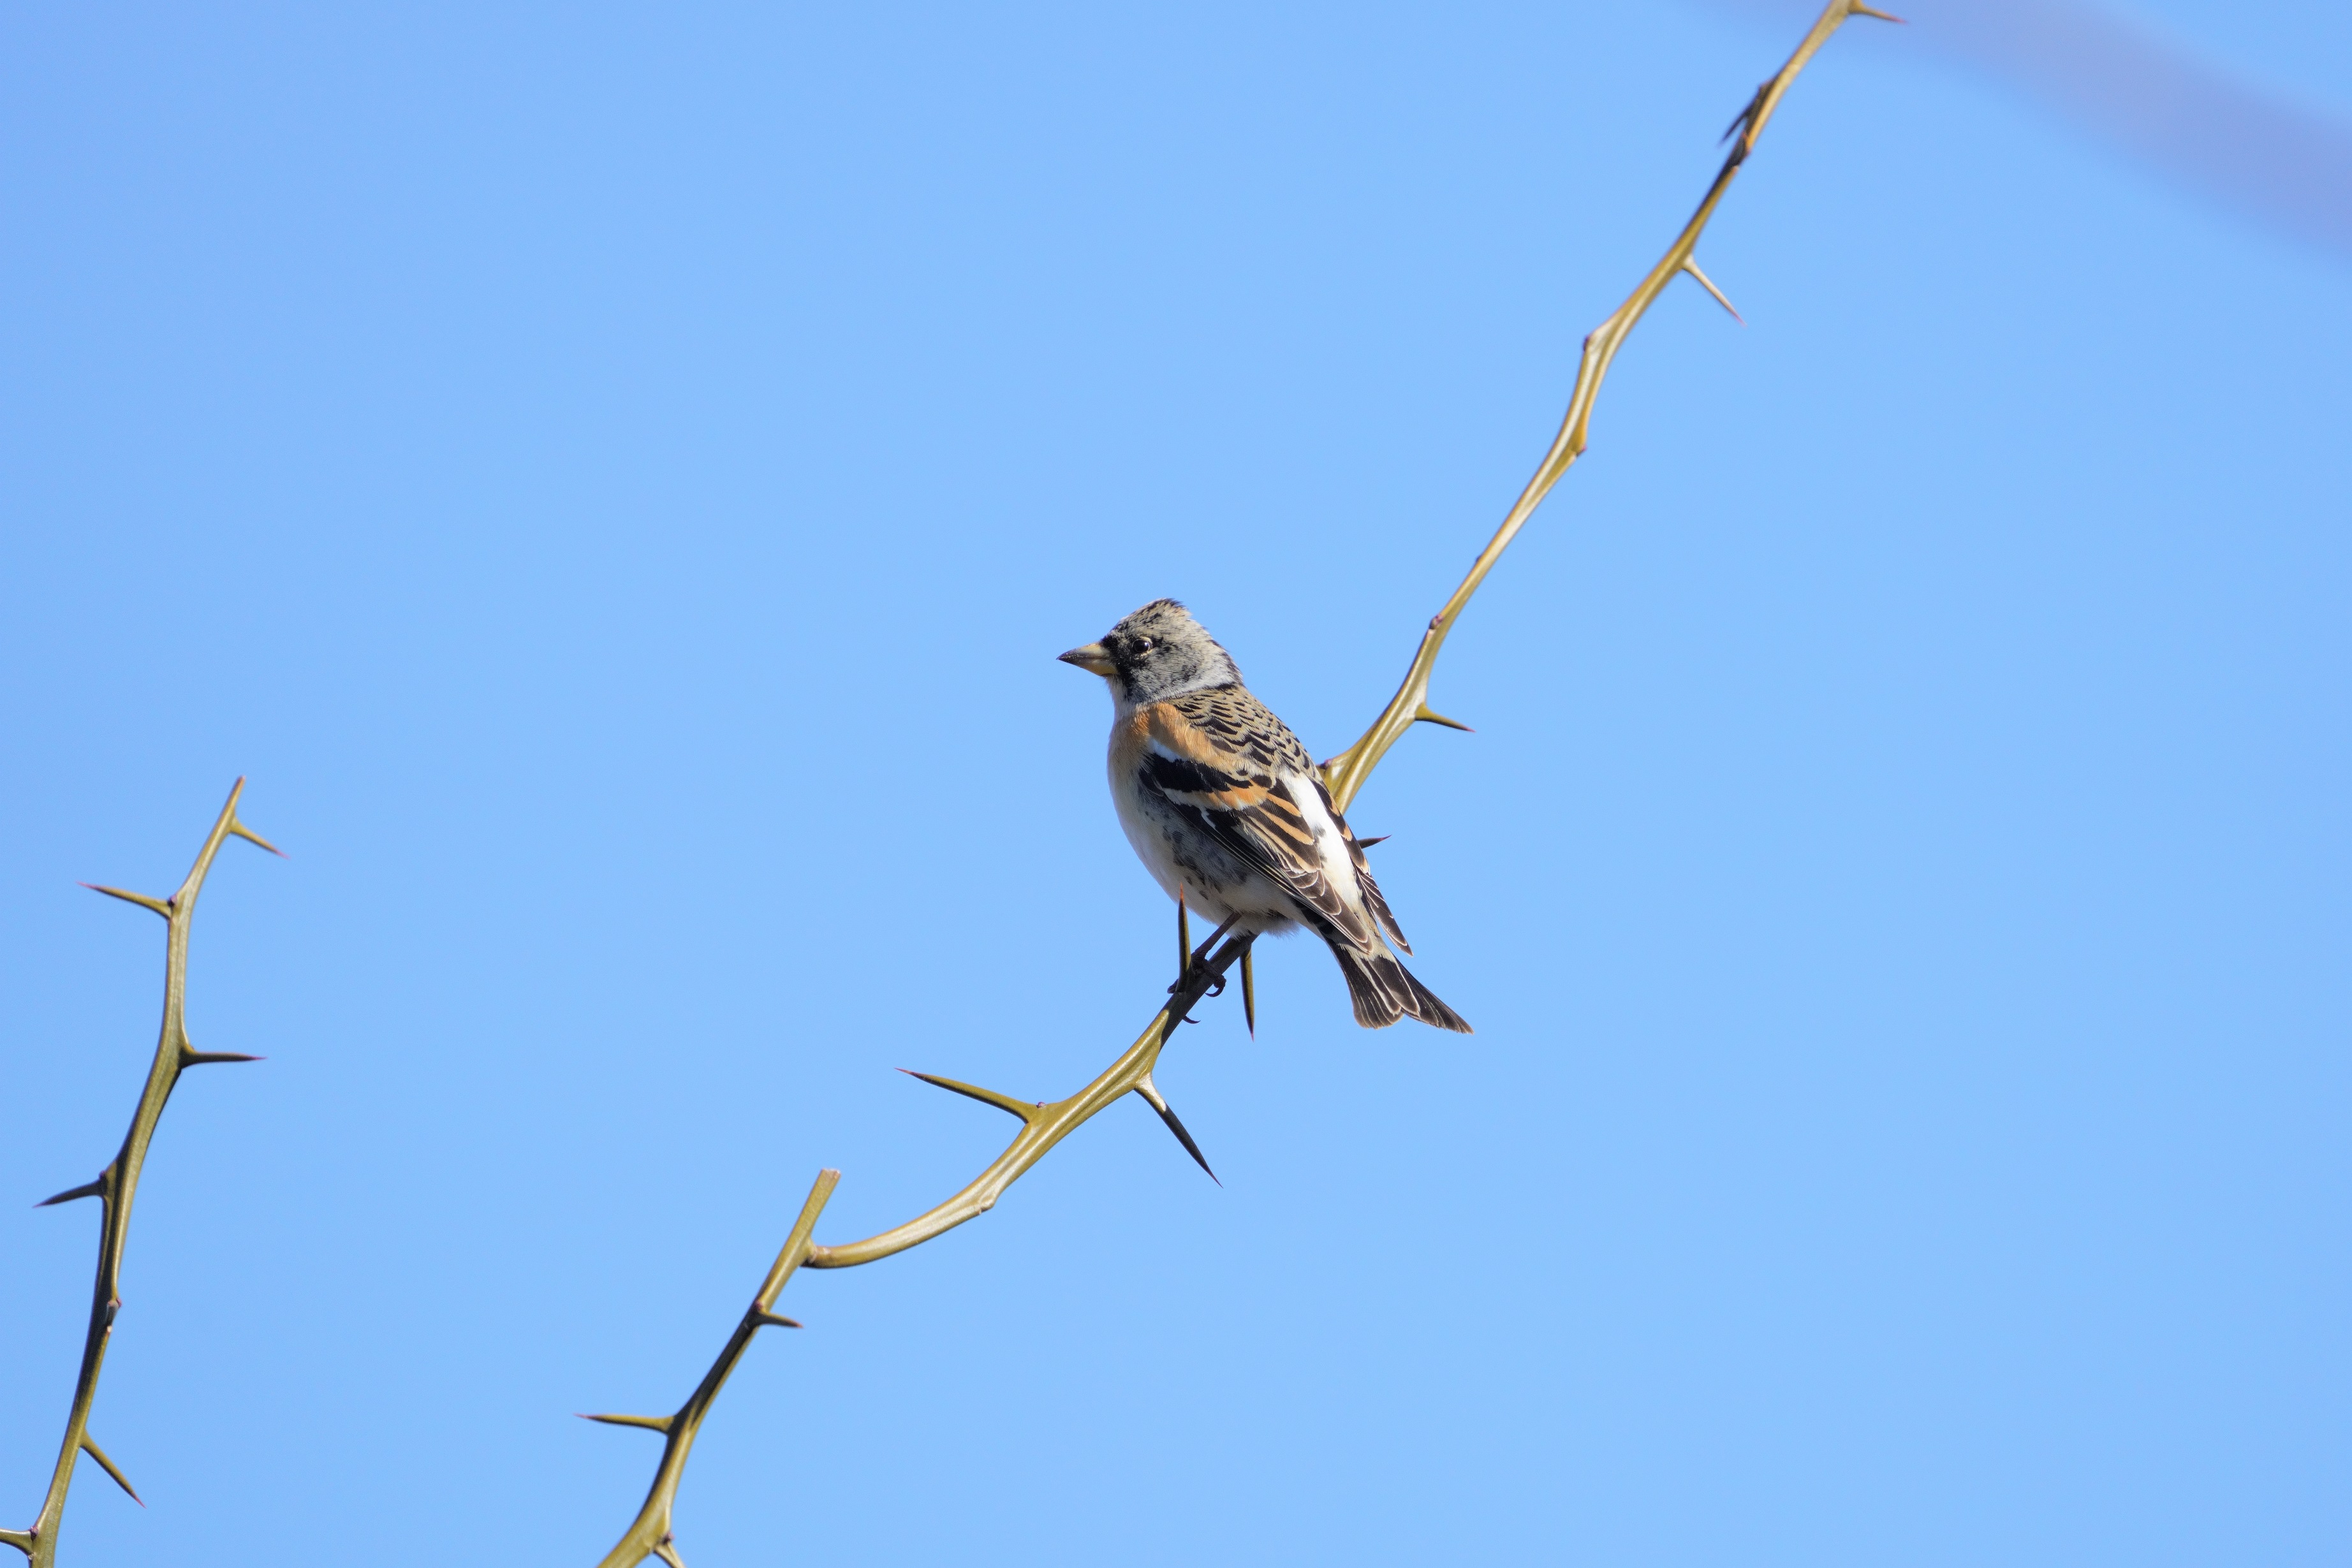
<box><xmin>1413</xmin><ymin>705</ymin><xmax>1474</xmax><ymax>732</ymax></box>
<box><xmin>1680</xmin><ymin>258</ymin><xmax>1745</xmax><ymax>324</ymax></box>
<box><xmin>753</xmin><ymin>1312</ymin><xmax>802</xmax><ymax>1330</ymax></box>
<box><xmin>1158</xmin><ymin>1103</ymin><xmax>1220</xmax><ymax>1185</ymax></box>
<box><xmin>78</xmin><ymin>1434</ymin><xmax>142</xmax><ymax>1507</ymax></box>
<box><xmin>228</xmin><ymin>820</ymin><xmax>287</xmax><ymax>857</ymax></box>
<box><xmin>80</xmin><ymin>884</ymin><xmax>173</xmax><ymax>920</ymax></box>
<box><xmin>1355</xmin><ymin>835</ymin><xmax>1388</xmax><ymax>849</ymax></box>
<box><xmin>1719</xmin><ymin>81</ymin><xmax>1770</xmax><ymax>150</ymax></box>
<box><xmin>1850</xmin><ymin>3</ymin><xmax>1905</xmax><ymax>20</ymax></box>
<box><xmin>580</xmin><ymin>1413</ymin><xmax>675</xmax><ymax>1433</ymax></box>
<box><xmin>182</xmin><ymin>1050</ymin><xmax>264</xmax><ymax>1066</ymax></box>
<box><xmin>1177</xmin><ymin>887</ymin><xmax>1191</xmax><ymax>990</ymax></box>
<box><xmin>1135</xmin><ymin>1076</ymin><xmax>1219</xmax><ymax>1185</ymax></box>
<box><xmin>896</xmin><ymin>1068</ymin><xmax>1038</xmax><ymax>1122</ymax></box>
<box><xmin>1241</xmin><ymin>946</ymin><xmax>1256</xmax><ymax>1038</ymax></box>
<box><xmin>37</xmin><ymin>1178</ymin><xmax>106</xmax><ymax>1208</ymax></box>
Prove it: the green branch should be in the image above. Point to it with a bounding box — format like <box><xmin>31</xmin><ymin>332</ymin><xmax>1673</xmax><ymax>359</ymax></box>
<box><xmin>586</xmin><ymin>4</ymin><xmax>1893</xmax><ymax>1558</ymax></box>
<box><xmin>586</xmin><ymin>1170</ymin><xmax>839</xmax><ymax>1568</ymax></box>
<box><xmin>6</xmin><ymin>781</ymin><xmax>280</xmax><ymax>1567</ymax></box>
<box><xmin>1320</xmin><ymin>0</ymin><xmax>1900</xmax><ymax>810</ymax></box>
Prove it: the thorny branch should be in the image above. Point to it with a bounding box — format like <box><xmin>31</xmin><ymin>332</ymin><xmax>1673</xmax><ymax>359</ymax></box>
<box><xmin>5</xmin><ymin>781</ymin><xmax>280</xmax><ymax>1567</ymax></box>
<box><xmin>585</xmin><ymin>1171</ymin><xmax>839</xmax><ymax>1568</ymax></box>
<box><xmin>582</xmin><ymin>935</ymin><xmax>1258</xmax><ymax>1568</ymax></box>
<box><xmin>1320</xmin><ymin>0</ymin><xmax>1898</xmax><ymax>811</ymax></box>
<box><xmin>5</xmin><ymin>14</ymin><xmax>1883</xmax><ymax>1559</ymax></box>
<box><xmin>591</xmin><ymin>3</ymin><xmax>1897</xmax><ymax>1560</ymax></box>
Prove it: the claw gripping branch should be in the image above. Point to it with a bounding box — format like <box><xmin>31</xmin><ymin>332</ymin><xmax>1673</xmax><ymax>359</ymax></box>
<box><xmin>7</xmin><ymin>781</ymin><xmax>277</xmax><ymax>1567</ymax></box>
<box><xmin>587</xmin><ymin>6</ymin><xmax>1886</xmax><ymax>1560</ymax></box>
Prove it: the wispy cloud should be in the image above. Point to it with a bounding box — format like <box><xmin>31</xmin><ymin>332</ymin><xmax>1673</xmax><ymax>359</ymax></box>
<box><xmin>1697</xmin><ymin>0</ymin><xmax>2352</xmax><ymax>260</ymax></box>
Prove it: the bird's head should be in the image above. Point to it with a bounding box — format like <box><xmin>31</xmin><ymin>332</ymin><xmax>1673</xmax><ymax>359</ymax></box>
<box><xmin>1059</xmin><ymin>598</ymin><xmax>1241</xmax><ymax>707</ymax></box>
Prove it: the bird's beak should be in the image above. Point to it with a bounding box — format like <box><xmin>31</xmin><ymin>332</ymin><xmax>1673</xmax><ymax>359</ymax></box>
<box><xmin>1057</xmin><ymin>641</ymin><xmax>1117</xmax><ymax>677</ymax></box>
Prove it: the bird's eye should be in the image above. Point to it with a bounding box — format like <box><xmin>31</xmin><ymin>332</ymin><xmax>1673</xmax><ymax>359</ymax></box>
<box><xmin>1135</xmin><ymin>637</ymin><xmax>1156</xmax><ymax>652</ymax></box>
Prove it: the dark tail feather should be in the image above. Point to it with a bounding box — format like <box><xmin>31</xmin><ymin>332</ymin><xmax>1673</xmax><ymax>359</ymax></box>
<box><xmin>1332</xmin><ymin>944</ymin><xmax>1405</xmax><ymax>1029</ymax></box>
<box><xmin>1330</xmin><ymin>943</ymin><xmax>1473</xmax><ymax>1034</ymax></box>
<box><xmin>1385</xmin><ymin>950</ymin><xmax>1473</xmax><ymax>1034</ymax></box>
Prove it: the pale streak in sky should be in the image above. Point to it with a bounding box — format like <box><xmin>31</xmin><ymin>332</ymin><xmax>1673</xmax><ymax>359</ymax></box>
<box><xmin>1698</xmin><ymin>0</ymin><xmax>2352</xmax><ymax>261</ymax></box>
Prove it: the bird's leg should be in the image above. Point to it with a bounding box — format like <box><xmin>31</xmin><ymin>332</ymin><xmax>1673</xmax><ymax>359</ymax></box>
<box><xmin>1170</xmin><ymin>912</ymin><xmax>1242</xmax><ymax>997</ymax></box>
<box><xmin>1191</xmin><ymin>914</ymin><xmax>1241</xmax><ymax>969</ymax></box>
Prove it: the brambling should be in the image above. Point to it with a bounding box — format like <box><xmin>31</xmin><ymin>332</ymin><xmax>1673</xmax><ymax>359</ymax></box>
<box><xmin>1060</xmin><ymin>599</ymin><xmax>1471</xmax><ymax>1033</ymax></box>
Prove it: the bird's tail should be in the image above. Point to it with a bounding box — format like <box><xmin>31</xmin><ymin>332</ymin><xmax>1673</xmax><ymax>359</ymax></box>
<box><xmin>1330</xmin><ymin>942</ymin><xmax>1473</xmax><ymax>1034</ymax></box>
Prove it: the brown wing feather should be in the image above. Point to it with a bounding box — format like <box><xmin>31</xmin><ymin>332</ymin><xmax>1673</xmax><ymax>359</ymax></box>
<box><xmin>1180</xmin><ymin>686</ymin><xmax>1412</xmax><ymax>951</ymax></box>
<box><xmin>1136</xmin><ymin>695</ymin><xmax>1373</xmax><ymax>948</ymax></box>
<box><xmin>1134</xmin><ymin>687</ymin><xmax>1470</xmax><ymax>1035</ymax></box>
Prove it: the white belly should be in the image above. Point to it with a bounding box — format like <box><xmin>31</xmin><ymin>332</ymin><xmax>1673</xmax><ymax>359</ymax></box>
<box><xmin>1106</xmin><ymin>747</ymin><xmax>1305</xmax><ymax>936</ymax></box>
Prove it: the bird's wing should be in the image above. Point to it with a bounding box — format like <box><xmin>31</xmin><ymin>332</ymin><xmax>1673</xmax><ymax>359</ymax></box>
<box><xmin>1309</xmin><ymin>771</ymin><xmax>1411</xmax><ymax>953</ymax></box>
<box><xmin>1132</xmin><ymin>695</ymin><xmax>1377</xmax><ymax>949</ymax></box>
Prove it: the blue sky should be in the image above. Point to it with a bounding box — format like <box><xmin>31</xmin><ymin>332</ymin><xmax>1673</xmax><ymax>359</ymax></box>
<box><xmin>2</xmin><ymin>3</ymin><xmax>2346</xmax><ymax>1564</ymax></box>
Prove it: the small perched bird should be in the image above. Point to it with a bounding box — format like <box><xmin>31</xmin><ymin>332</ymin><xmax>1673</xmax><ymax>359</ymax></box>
<box><xmin>1060</xmin><ymin>599</ymin><xmax>1471</xmax><ymax>1032</ymax></box>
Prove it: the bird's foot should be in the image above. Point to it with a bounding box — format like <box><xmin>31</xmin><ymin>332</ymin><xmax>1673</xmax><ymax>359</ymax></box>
<box><xmin>1167</xmin><ymin>962</ymin><xmax>1226</xmax><ymax>999</ymax></box>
